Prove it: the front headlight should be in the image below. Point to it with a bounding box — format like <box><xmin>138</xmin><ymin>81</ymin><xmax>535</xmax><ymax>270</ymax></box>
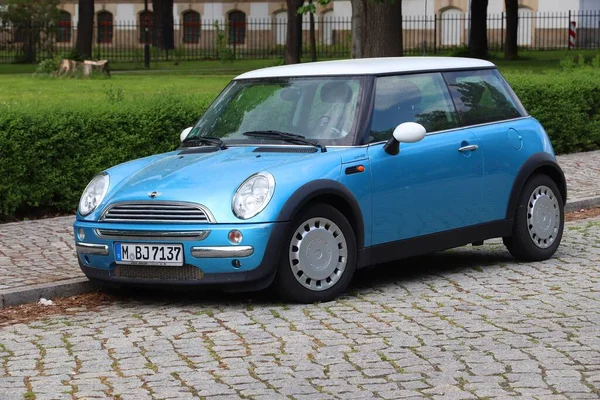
<box><xmin>78</xmin><ymin>173</ymin><xmax>109</xmax><ymax>217</ymax></box>
<box><xmin>232</xmin><ymin>172</ymin><xmax>275</xmax><ymax>220</ymax></box>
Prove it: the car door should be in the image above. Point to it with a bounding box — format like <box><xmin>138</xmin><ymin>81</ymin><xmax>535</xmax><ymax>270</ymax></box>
<box><xmin>366</xmin><ymin>72</ymin><xmax>484</xmax><ymax>246</ymax></box>
<box><xmin>443</xmin><ymin>69</ymin><xmax>529</xmax><ymax>223</ymax></box>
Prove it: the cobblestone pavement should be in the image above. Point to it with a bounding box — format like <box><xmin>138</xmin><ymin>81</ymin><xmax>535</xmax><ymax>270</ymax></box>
<box><xmin>558</xmin><ymin>150</ymin><xmax>600</xmax><ymax>202</ymax></box>
<box><xmin>1</xmin><ymin>151</ymin><xmax>600</xmax><ymax>292</ymax></box>
<box><xmin>0</xmin><ymin>217</ymin><xmax>77</xmax><ymax>290</ymax></box>
<box><xmin>0</xmin><ymin>217</ymin><xmax>598</xmax><ymax>399</ymax></box>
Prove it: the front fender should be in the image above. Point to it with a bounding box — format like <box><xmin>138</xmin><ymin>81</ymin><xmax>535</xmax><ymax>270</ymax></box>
<box><xmin>276</xmin><ymin>179</ymin><xmax>365</xmax><ymax>249</ymax></box>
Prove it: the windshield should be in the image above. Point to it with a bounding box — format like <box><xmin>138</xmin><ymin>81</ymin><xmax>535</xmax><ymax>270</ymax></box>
<box><xmin>187</xmin><ymin>77</ymin><xmax>365</xmax><ymax>146</ymax></box>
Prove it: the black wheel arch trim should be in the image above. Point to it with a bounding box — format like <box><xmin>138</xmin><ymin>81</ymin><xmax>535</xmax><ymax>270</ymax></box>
<box><xmin>506</xmin><ymin>152</ymin><xmax>567</xmax><ymax>220</ymax></box>
<box><xmin>276</xmin><ymin>179</ymin><xmax>365</xmax><ymax>249</ymax></box>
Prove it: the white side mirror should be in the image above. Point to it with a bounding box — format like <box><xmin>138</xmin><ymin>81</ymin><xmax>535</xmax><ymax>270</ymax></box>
<box><xmin>393</xmin><ymin>122</ymin><xmax>426</xmax><ymax>143</ymax></box>
<box><xmin>180</xmin><ymin>127</ymin><xmax>193</xmax><ymax>142</ymax></box>
<box><xmin>384</xmin><ymin>122</ymin><xmax>426</xmax><ymax>155</ymax></box>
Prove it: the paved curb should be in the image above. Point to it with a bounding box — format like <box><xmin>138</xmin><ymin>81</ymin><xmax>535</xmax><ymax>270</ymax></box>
<box><xmin>1</xmin><ymin>196</ymin><xmax>599</xmax><ymax>309</ymax></box>
<box><xmin>0</xmin><ymin>277</ymin><xmax>95</xmax><ymax>309</ymax></box>
<box><xmin>565</xmin><ymin>196</ymin><xmax>600</xmax><ymax>213</ymax></box>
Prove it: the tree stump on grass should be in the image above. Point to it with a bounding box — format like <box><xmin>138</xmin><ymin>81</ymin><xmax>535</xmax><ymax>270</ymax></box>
<box><xmin>57</xmin><ymin>59</ymin><xmax>110</xmax><ymax>77</ymax></box>
<box><xmin>57</xmin><ymin>59</ymin><xmax>78</xmax><ymax>76</ymax></box>
<box><xmin>83</xmin><ymin>60</ymin><xmax>110</xmax><ymax>77</ymax></box>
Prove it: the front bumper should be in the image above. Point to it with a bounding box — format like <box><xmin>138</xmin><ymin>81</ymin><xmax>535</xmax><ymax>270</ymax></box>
<box><xmin>73</xmin><ymin>220</ymin><xmax>289</xmax><ymax>291</ymax></box>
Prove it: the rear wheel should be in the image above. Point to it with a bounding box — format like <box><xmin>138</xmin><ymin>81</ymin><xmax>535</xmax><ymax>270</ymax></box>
<box><xmin>504</xmin><ymin>174</ymin><xmax>564</xmax><ymax>261</ymax></box>
<box><xmin>274</xmin><ymin>203</ymin><xmax>357</xmax><ymax>303</ymax></box>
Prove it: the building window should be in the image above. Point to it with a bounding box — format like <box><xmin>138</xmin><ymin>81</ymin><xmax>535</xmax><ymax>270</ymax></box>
<box><xmin>139</xmin><ymin>11</ymin><xmax>153</xmax><ymax>44</ymax></box>
<box><xmin>97</xmin><ymin>11</ymin><xmax>113</xmax><ymax>44</ymax></box>
<box><xmin>183</xmin><ymin>11</ymin><xmax>200</xmax><ymax>44</ymax></box>
<box><xmin>57</xmin><ymin>11</ymin><xmax>71</xmax><ymax>42</ymax></box>
<box><xmin>228</xmin><ymin>11</ymin><xmax>245</xmax><ymax>45</ymax></box>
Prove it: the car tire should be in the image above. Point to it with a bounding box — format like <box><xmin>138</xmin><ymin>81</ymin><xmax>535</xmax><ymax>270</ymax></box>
<box><xmin>504</xmin><ymin>173</ymin><xmax>564</xmax><ymax>261</ymax></box>
<box><xmin>273</xmin><ymin>203</ymin><xmax>357</xmax><ymax>303</ymax></box>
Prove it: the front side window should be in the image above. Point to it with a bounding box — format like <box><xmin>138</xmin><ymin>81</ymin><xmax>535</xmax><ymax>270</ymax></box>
<box><xmin>443</xmin><ymin>69</ymin><xmax>525</xmax><ymax>126</ymax></box>
<box><xmin>369</xmin><ymin>72</ymin><xmax>459</xmax><ymax>142</ymax></box>
<box><xmin>187</xmin><ymin>77</ymin><xmax>365</xmax><ymax>146</ymax></box>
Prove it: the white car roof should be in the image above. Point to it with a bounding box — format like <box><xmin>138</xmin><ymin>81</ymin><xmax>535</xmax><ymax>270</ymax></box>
<box><xmin>234</xmin><ymin>57</ymin><xmax>496</xmax><ymax>80</ymax></box>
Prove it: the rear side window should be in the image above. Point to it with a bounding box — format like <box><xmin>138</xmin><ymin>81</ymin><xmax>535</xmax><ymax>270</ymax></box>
<box><xmin>443</xmin><ymin>69</ymin><xmax>524</xmax><ymax>126</ymax></box>
<box><xmin>369</xmin><ymin>72</ymin><xmax>459</xmax><ymax>142</ymax></box>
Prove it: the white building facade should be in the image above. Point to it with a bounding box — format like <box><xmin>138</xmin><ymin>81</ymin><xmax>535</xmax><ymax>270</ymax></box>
<box><xmin>1</xmin><ymin>0</ymin><xmax>598</xmax><ymax>62</ymax></box>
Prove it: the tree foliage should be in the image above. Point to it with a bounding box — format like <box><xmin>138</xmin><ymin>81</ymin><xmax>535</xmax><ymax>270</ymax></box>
<box><xmin>0</xmin><ymin>0</ymin><xmax>60</xmax><ymax>63</ymax></box>
<box><xmin>0</xmin><ymin>0</ymin><xmax>60</xmax><ymax>24</ymax></box>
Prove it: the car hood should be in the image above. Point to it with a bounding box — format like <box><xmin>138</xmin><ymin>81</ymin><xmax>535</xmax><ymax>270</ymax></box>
<box><xmin>90</xmin><ymin>146</ymin><xmax>346</xmax><ymax>223</ymax></box>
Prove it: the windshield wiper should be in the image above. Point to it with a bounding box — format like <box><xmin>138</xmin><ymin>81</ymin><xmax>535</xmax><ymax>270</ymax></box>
<box><xmin>243</xmin><ymin>130</ymin><xmax>326</xmax><ymax>152</ymax></box>
<box><xmin>181</xmin><ymin>136</ymin><xmax>227</xmax><ymax>150</ymax></box>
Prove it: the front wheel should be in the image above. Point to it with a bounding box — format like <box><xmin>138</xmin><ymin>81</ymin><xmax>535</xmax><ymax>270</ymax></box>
<box><xmin>273</xmin><ymin>203</ymin><xmax>357</xmax><ymax>303</ymax></box>
<box><xmin>504</xmin><ymin>174</ymin><xmax>564</xmax><ymax>261</ymax></box>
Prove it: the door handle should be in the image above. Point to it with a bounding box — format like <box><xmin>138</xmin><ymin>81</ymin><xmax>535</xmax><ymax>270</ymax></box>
<box><xmin>458</xmin><ymin>144</ymin><xmax>479</xmax><ymax>152</ymax></box>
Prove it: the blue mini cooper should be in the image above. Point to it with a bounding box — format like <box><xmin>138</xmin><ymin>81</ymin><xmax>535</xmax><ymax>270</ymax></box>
<box><xmin>74</xmin><ymin>57</ymin><xmax>566</xmax><ymax>303</ymax></box>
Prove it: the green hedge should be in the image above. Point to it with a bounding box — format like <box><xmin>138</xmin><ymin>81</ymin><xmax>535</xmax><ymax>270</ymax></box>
<box><xmin>505</xmin><ymin>68</ymin><xmax>600</xmax><ymax>154</ymax></box>
<box><xmin>1</xmin><ymin>68</ymin><xmax>600</xmax><ymax>219</ymax></box>
<box><xmin>0</xmin><ymin>93</ymin><xmax>212</xmax><ymax>218</ymax></box>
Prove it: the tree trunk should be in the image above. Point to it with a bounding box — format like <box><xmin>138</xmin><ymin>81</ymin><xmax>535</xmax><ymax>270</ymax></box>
<box><xmin>359</xmin><ymin>0</ymin><xmax>403</xmax><ymax>58</ymax></box>
<box><xmin>75</xmin><ymin>0</ymin><xmax>94</xmax><ymax>59</ymax></box>
<box><xmin>284</xmin><ymin>0</ymin><xmax>303</xmax><ymax>64</ymax></box>
<box><xmin>350</xmin><ymin>0</ymin><xmax>364</xmax><ymax>58</ymax></box>
<box><xmin>469</xmin><ymin>0</ymin><xmax>489</xmax><ymax>59</ymax></box>
<box><xmin>21</xmin><ymin>22</ymin><xmax>37</xmax><ymax>63</ymax></box>
<box><xmin>504</xmin><ymin>0</ymin><xmax>518</xmax><ymax>60</ymax></box>
<box><xmin>152</xmin><ymin>0</ymin><xmax>175</xmax><ymax>51</ymax></box>
<box><xmin>308</xmin><ymin>0</ymin><xmax>316</xmax><ymax>62</ymax></box>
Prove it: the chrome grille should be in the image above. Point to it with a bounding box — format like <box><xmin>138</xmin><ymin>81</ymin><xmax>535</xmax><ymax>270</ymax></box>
<box><xmin>94</xmin><ymin>229</ymin><xmax>210</xmax><ymax>241</ymax></box>
<box><xmin>114</xmin><ymin>265</ymin><xmax>204</xmax><ymax>280</ymax></box>
<box><xmin>100</xmin><ymin>201</ymin><xmax>214</xmax><ymax>224</ymax></box>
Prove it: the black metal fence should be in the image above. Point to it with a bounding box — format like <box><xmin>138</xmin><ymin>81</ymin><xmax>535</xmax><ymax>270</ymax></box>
<box><xmin>1</xmin><ymin>11</ymin><xmax>599</xmax><ymax>64</ymax></box>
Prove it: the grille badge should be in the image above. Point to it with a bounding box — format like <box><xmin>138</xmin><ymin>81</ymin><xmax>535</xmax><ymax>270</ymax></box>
<box><xmin>148</xmin><ymin>191</ymin><xmax>162</xmax><ymax>199</ymax></box>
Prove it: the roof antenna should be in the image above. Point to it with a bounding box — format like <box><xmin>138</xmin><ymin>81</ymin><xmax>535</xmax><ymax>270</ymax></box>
<box><xmin>422</xmin><ymin>0</ymin><xmax>428</xmax><ymax>56</ymax></box>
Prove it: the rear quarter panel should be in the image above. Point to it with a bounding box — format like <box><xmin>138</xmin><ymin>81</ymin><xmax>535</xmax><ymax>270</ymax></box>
<box><xmin>475</xmin><ymin>116</ymin><xmax>556</xmax><ymax>222</ymax></box>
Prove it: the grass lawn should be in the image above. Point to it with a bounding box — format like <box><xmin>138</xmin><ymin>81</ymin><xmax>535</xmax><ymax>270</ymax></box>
<box><xmin>0</xmin><ymin>49</ymin><xmax>598</xmax><ymax>105</ymax></box>
<box><xmin>491</xmin><ymin>49</ymin><xmax>600</xmax><ymax>72</ymax></box>
<box><xmin>0</xmin><ymin>74</ymin><xmax>233</xmax><ymax>104</ymax></box>
<box><xmin>0</xmin><ymin>59</ymin><xmax>286</xmax><ymax>104</ymax></box>
<box><xmin>0</xmin><ymin>58</ymin><xmax>287</xmax><ymax>75</ymax></box>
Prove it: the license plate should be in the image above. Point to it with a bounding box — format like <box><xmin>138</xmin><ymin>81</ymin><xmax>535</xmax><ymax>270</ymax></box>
<box><xmin>115</xmin><ymin>243</ymin><xmax>184</xmax><ymax>266</ymax></box>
